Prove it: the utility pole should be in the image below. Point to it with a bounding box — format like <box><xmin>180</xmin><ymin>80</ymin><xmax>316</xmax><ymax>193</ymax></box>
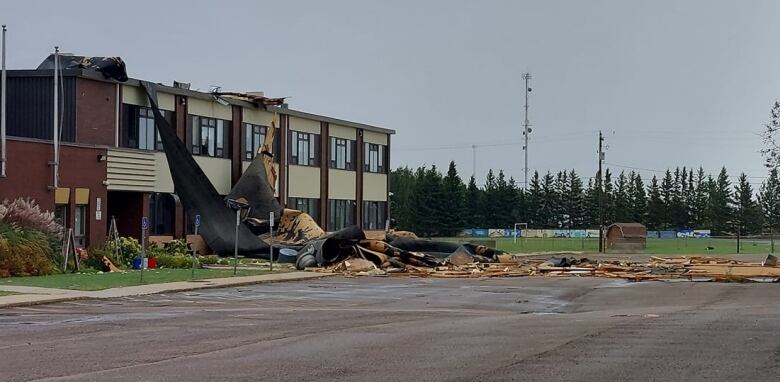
<box><xmin>598</xmin><ymin>130</ymin><xmax>605</xmax><ymax>253</ymax></box>
<box><xmin>471</xmin><ymin>144</ymin><xmax>477</xmax><ymax>179</ymax></box>
<box><xmin>52</xmin><ymin>46</ymin><xmax>59</xmax><ymax>189</ymax></box>
<box><xmin>522</xmin><ymin>73</ymin><xmax>532</xmax><ymax>190</ymax></box>
<box><xmin>1</xmin><ymin>25</ymin><xmax>6</xmax><ymax>178</ymax></box>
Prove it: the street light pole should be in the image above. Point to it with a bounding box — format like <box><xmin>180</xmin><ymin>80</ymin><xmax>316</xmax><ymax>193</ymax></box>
<box><xmin>598</xmin><ymin>131</ymin><xmax>605</xmax><ymax>253</ymax></box>
<box><xmin>522</xmin><ymin>73</ymin><xmax>532</xmax><ymax>191</ymax></box>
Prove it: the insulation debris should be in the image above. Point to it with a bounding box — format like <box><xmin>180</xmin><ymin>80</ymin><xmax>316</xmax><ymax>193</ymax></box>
<box><xmin>316</xmin><ymin>254</ymin><xmax>780</xmax><ymax>282</ymax></box>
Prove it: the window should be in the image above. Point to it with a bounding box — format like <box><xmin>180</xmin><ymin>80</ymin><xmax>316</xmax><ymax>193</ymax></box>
<box><xmin>74</xmin><ymin>205</ymin><xmax>86</xmax><ymax>248</ymax></box>
<box><xmin>288</xmin><ymin>197</ymin><xmax>320</xmax><ymax>222</ymax></box>
<box><xmin>243</xmin><ymin>123</ymin><xmax>267</xmax><ymax>160</ymax></box>
<box><xmin>363</xmin><ymin>201</ymin><xmax>387</xmax><ymax>230</ymax></box>
<box><xmin>190</xmin><ymin>116</ymin><xmax>230</xmax><ymax>158</ymax></box>
<box><xmin>330</xmin><ymin>137</ymin><xmax>356</xmax><ymax>170</ymax></box>
<box><xmin>289</xmin><ymin>131</ymin><xmax>320</xmax><ymax>166</ymax></box>
<box><xmin>149</xmin><ymin>193</ymin><xmax>175</xmax><ymax>235</ymax></box>
<box><xmin>122</xmin><ymin>105</ymin><xmax>170</xmax><ymax>150</ymax></box>
<box><xmin>54</xmin><ymin>204</ymin><xmax>68</xmax><ymax>227</ymax></box>
<box><xmin>328</xmin><ymin>199</ymin><xmax>355</xmax><ymax>231</ymax></box>
<box><xmin>364</xmin><ymin>143</ymin><xmax>387</xmax><ymax>173</ymax></box>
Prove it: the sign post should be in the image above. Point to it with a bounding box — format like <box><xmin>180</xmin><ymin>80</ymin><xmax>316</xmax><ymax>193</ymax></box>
<box><xmin>140</xmin><ymin>216</ymin><xmax>148</xmax><ymax>283</ymax></box>
<box><xmin>269</xmin><ymin>211</ymin><xmax>275</xmax><ymax>272</ymax></box>
<box><xmin>191</xmin><ymin>214</ymin><xmax>200</xmax><ymax>279</ymax></box>
<box><xmin>233</xmin><ymin>209</ymin><xmax>240</xmax><ymax>276</ymax></box>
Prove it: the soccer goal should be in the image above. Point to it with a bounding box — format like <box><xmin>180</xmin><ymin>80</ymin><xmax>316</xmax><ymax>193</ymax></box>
<box><xmin>513</xmin><ymin>223</ymin><xmax>528</xmax><ymax>244</ymax></box>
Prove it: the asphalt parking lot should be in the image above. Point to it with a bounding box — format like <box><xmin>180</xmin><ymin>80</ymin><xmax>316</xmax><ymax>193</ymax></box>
<box><xmin>1</xmin><ymin>276</ymin><xmax>779</xmax><ymax>381</ymax></box>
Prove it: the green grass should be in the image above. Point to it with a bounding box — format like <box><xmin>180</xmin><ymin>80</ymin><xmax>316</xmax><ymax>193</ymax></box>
<box><xmin>0</xmin><ymin>268</ymin><xmax>279</xmax><ymax>291</ymax></box>
<box><xmin>441</xmin><ymin>237</ymin><xmax>778</xmax><ymax>255</ymax></box>
<box><xmin>0</xmin><ymin>290</ymin><xmax>18</xmax><ymax>296</ymax></box>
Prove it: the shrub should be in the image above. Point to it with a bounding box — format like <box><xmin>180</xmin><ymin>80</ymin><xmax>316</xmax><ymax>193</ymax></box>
<box><xmin>0</xmin><ymin>198</ymin><xmax>63</xmax><ymax>238</ymax></box>
<box><xmin>156</xmin><ymin>254</ymin><xmax>196</xmax><ymax>269</ymax></box>
<box><xmin>84</xmin><ymin>244</ymin><xmax>121</xmax><ymax>271</ymax></box>
<box><xmin>199</xmin><ymin>255</ymin><xmax>219</xmax><ymax>265</ymax></box>
<box><xmin>0</xmin><ymin>223</ymin><xmax>56</xmax><ymax>277</ymax></box>
<box><xmin>106</xmin><ymin>237</ymin><xmax>141</xmax><ymax>267</ymax></box>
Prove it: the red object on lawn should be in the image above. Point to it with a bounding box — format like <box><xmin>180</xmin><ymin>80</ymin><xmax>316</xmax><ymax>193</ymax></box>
<box><xmin>148</xmin><ymin>257</ymin><xmax>157</xmax><ymax>269</ymax></box>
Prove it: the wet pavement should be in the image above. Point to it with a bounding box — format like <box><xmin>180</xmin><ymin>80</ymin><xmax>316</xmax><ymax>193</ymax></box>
<box><xmin>1</xmin><ymin>277</ymin><xmax>779</xmax><ymax>381</ymax></box>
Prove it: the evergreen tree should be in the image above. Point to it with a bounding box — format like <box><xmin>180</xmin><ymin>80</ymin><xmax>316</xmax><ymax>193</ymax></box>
<box><xmin>526</xmin><ymin>171</ymin><xmax>543</xmax><ymax>227</ymax></box>
<box><xmin>733</xmin><ymin>173</ymin><xmax>763</xmax><ymax>235</ymax></box>
<box><xmin>660</xmin><ymin>170</ymin><xmax>674</xmax><ymax>228</ymax></box>
<box><xmin>389</xmin><ymin>166</ymin><xmax>416</xmax><ymax>230</ymax></box>
<box><xmin>567</xmin><ymin>170</ymin><xmax>585</xmax><ymax>228</ymax></box>
<box><xmin>439</xmin><ymin>161</ymin><xmax>466</xmax><ymax>236</ymax></box>
<box><xmin>407</xmin><ymin>166</ymin><xmax>444</xmax><ymax>236</ymax></box>
<box><xmin>584</xmin><ymin>176</ymin><xmax>601</xmax><ymax>228</ymax></box>
<box><xmin>464</xmin><ymin>175</ymin><xmax>483</xmax><ymax>228</ymax></box>
<box><xmin>603</xmin><ymin>168</ymin><xmax>615</xmax><ymax>225</ymax></box>
<box><xmin>613</xmin><ymin>171</ymin><xmax>631</xmax><ymax>222</ymax></box>
<box><xmin>646</xmin><ymin>176</ymin><xmax>664</xmax><ymax>230</ymax></box>
<box><xmin>630</xmin><ymin>172</ymin><xmax>647</xmax><ymax>224</ymax></box>
<box><xmin>759</xmin><ymin>168</ymin><xmax>780</xmax><ymax>233</ymax></box>
<box><xmin>690</xmin><ymin>167</ymin><xmax>708</xmax><ymax>228</ymax></box>
<box><xmin>554</xmin><ymin>171</ymin><xmax>570</xmax><ymax>228</ymax></box>
<box><xmin>541</xmin><ymin>172</ymin><xmax>558</xmax><ymax>228</ymax></box>
<box><xmin>707</xmin><ymin>167</ymin><xmax>733</xmax><ymax>235</ymax></box>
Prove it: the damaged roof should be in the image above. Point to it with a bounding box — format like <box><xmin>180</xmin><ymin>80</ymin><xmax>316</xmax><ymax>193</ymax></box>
<box><xmin>7</xmin><ymin>66</ymin><xmax>395</xmax><ymax>135</ymax></box>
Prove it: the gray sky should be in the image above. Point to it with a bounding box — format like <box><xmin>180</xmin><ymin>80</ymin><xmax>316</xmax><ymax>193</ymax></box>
<box><xmin>3</xmin><ymin>0</ymin><xmax>779</xmax><ymax>186</ymax></box>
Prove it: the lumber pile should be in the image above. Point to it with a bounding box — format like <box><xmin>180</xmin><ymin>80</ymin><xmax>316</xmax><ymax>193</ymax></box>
<box><xmin>312</xmin><ymin>254</ymin><xmax>780</xmax><ymax>282</ymax></box>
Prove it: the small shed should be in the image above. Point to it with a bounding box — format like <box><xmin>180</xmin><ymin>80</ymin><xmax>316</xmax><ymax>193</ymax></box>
<box><xmin>606</xmin><ymin>223</ymin><xmax>647</xmax><ymax>252</ymax></box>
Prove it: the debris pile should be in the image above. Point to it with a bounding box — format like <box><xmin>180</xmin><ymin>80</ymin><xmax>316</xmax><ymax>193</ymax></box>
<box><xmin>312</xmin><ymin>253</ymin><xmax>780</xmax><ymax>282</ymax></box>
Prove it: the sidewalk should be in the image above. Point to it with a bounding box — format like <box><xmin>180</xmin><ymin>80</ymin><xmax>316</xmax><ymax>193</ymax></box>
<box><xmin>0</xmin><ymin>271</ymin><xmax>333</xmax><ymax>308</ymax></box>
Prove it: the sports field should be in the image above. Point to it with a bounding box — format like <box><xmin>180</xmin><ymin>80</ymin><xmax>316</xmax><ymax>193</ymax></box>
<box><xmin>442</xmin><ymin>237</ymin><xmax>778</xmax><ymax>255</ymax></box>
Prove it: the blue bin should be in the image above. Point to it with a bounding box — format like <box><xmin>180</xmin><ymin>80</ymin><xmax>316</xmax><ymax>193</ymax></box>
<box><xmin>132</xmin><ymin>258</ymin><xmax>143</xmax><ymax>269</ymax></box>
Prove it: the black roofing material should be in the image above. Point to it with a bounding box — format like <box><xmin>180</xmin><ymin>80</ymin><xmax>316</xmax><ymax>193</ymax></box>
<box><xmin>38</xmin><ymin>54</ymin><xmax>128</xmax><ymax>82</ymax></box>
<box><xmin>226</xmin><ymin>151</ymin><xmax>283</xmax><ymax>224</ymax></box>
<box><xmin>140</xmin><ymin>81</ymin><xmax>269</xmax><ymax>256</ymax></box>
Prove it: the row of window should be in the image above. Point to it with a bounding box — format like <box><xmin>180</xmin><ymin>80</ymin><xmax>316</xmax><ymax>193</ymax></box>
<box><xmin>291</xmin><ymin>198</ymin><xmax>386</xmax><ymax>231</ymax></box>
<box><xmin>122</xmin><ymin>105</ymin><xmax>388</xmax><ymax>173</ymax></box>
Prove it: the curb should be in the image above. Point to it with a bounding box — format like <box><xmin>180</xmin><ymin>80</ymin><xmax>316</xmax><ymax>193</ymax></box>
<box><xmin>0</xmin><ymin>272</ymin><xmax>336</xmax><ymax>309</ymax></box>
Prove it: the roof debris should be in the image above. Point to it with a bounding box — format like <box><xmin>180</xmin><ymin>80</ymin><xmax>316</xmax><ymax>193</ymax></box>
<box><xmin>309</xmin><ymin>253</ymin><xmax>780</xmax><ymax>283</ymax></box>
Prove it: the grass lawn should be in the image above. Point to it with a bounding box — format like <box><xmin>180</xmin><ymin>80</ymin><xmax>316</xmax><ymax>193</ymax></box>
<box><xmin>0</xmin><ymin>290</ymin><xmax>18</xmax><ymax>296</ymax></box>
<box><xmin>441</xmin><ymin>237</ymin><xmax>777</xmax><ymax>255</ymax></box>
<box><xmin>0</xmin><ymin>268</ymin><xmax>279</xmax><ymax>291</ymax></box>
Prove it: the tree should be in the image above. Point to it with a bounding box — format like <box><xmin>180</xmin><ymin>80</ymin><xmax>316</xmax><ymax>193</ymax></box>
<box><xmin>439</xmin><ymin>161</ymin><xmax>466</xmax><ymax>236</ymax></box>
<box><xmin>733</xmin><ymin>173</ymin><xmax>762</xmax><ymax>235</ymax></box>
<box><xmin>464</xmin><ymin>175</ymin><xmax>483</xmax><ymax>228</ymax></box>
<box><xmin>646</xmin><ymin>176</ymin><xmax>664</xmax><ymax>230</ymax></box>
<box><xmin>566</xmin><ymin>170</ymin><xmax>585</xmax><ymax>228</ymax></box>
<box><xmin>660</xmin><ymin>170</ymin><xmax>674</xmax><ymax>228</ymax></box>
<box><xmin>389</xmin><ymin>166</ymin><xmax>416</xmax><ymax>230</ymax></box>
<box><xmin>759</xmin><ymin>168</ymin><xmax>780</xmax><ymax>233</ymax></box>
<box><xmin>761</xmin><ymin>101</ymin><xmax>780</xmax><ymax>168</ymax></box>
<box><xmin>707</xmin><ymin>167</ymin><xmax>733</xmax><ymax>235</ymax></box>
<box><xmin>613</xmin><ymin>171</ymin><xmax>631</xmax><ymax>222</ymax></box>
<box><xmin>690</xmin><ymin>167</ymin><xmax>709</xmax><ymax>228</ymax></box>
<box><xmin>629</xmin><ymin>172</ymin><xmax>647</xmax><ymax>224</ymax></box>
<box><xmin>584</xmin><ymin>176</ymin><xmax>600</xmax><ymax>228</ymax></box>
<box><xmin>603</xmin><ymin>168</ymin><xmax>615</xmax><ymax>225</ymax></box>
<box><xmin>540</xmin><ymin>172</ymin><xmax>558</xmax><ymax>228</ymax></box>
<box><xmin>407</xmin><ymin>166</ymin><xmax>444</xmax><ymax>236</ymax></box>
<box><xmin>526</xmin><ymin>171</ymin><xmax>543</xmax><ymax>227</ymax></box>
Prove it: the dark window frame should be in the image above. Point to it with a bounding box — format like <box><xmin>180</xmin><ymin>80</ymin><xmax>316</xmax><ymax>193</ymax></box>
<box><xmin>362</xmin><ymin>201</ymin><xmax>387</xmax><ymax>230</ymax></box>
<box><xmin>243</xmin><ymin>123</ymin><xmax>268</xmax><ymax>160</ymax></box>
<box><xmin>364</xmin><ymin>143</ymin><xmax>387</xmax><ymax>173</ymax></box>
<box><xmin>328</xmin><ymin>199</ymin><xmax>356</xmax><ymax>231</ymax></box>
<box><xmin>330</xmin><ymin>137</ymin><xmax>356</xmax><ymax>170</ymax></box>
<box><xmin>122</xmin><ymin>104</ymin><xmax>170</xmax><ymax>151</ymax></box>
<box><xmin>190</xmin><ymin>115</ymin><xmax>230</xmax><ymax>158</ymax></box>
<box><xmin>289</xmin><ymin>130</ymin><xmax>320</xmax><ymax>166</ymax></box>
<box><xmin>288</xmin><ymin>197</ymin><xmax>320</xmax><ymax>222</ymax></box>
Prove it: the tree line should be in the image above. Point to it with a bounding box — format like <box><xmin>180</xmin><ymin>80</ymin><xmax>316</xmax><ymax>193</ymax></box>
<box><xmin>390</xmin><ymin>162</ymin><xmax>780</xmax><ymax>237</ymax></box>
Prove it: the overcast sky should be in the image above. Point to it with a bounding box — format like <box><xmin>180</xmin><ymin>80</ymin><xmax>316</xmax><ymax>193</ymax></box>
<box><xmin>3</xmin><ymin>0</ymin><xmax>779</xmax><ymax>186</ymax></box>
